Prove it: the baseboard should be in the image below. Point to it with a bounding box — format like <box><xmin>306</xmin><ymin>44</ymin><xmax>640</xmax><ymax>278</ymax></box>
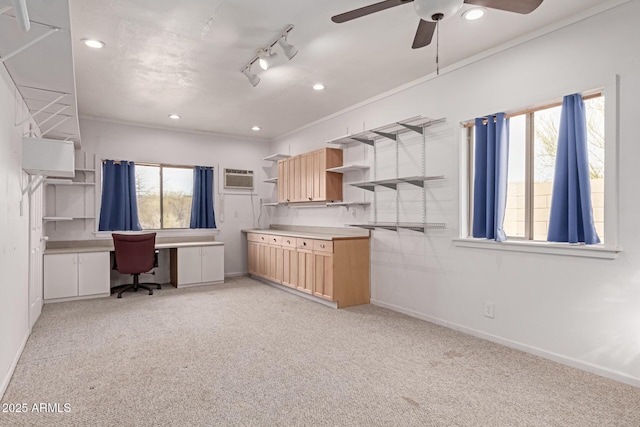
<box><xmin>370</xmin><ymin>299</ymin><xmax>640</xmax><ymax>388</ymax></box>
<box><xmin>224</xmin><ymin>272</ymin><xmax>247</xmax><ymax>278</ymax></box>
<box><xmin>0</xmin><ymin>331</ymin><xmax>29</xmax><ymax>400</ymax></box>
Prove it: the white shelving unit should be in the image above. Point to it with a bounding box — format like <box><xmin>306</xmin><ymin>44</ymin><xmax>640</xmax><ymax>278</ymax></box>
<box><xmin>334</xmin><ymin>116</ymin><xmax>447</xmax><ymax>233</ymax></box>
<box><xmin>44</xmin><ymin>152</ymin><xmax>97</xmax><ymax>227</ymax></box>
<box><xmin>263</xmin><ymin>177</ymin><xmax>278</xmax><ymax>184</ymax></box>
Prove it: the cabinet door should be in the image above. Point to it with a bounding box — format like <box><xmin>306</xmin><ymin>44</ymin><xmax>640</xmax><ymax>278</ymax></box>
<box><xmin>202</xmin><ymin>245</ymin><xmax>224</xmax><ymax>283</ymax></box>
<box><xmin>257</xmin><ymin>243</ymin><xmax>269</xmax><ymax>278</ymax></box>
<box><xmin>78</xmin><ymin>252</ymin><xmax>110</xmax><ymax>296</ymax></box>
<box><xmin>267</xmin><ymin>244</ymin><xmax>283</xmax><ymax>284</ymax></box>
<box><xmin>312</xmin><ymin>149</ymin><xmax>325</xmax><ymax>201</ymax></box>
<box><xmin>305</xmin><ymin>153</ymin><xmax>314</xmax><ymax>201</ymax></box>
<box><xmin>282</xmin><ymin>247</ymin><xmax>297</xmax><ymax>288</ymax></box>
<box><xmin>293</xmin><ymin>156</ymin><xmax>302</xmax><ymax>202</ymax></box>
<box><xmin>297</xmin><ymin>249</ymin><xmax>314</xmax><ymax>294</ymax></box>
<box><xmin>248</xmin><ymin>241</ymin><xmax>258</xmax><ymax>274</ymax></box>
<box><xmin>277</xmin><ymin>160</ymin><xmax>288</xmax><ymax>203</ymax></box>
<box><xmin>313</xmin><ymin>252</ymin><xmax>334</xmax><ymax>300</ymax></box>
<box><xmin>288</xmin><ymin>158</ymin><xmax>296</xmax><ymax>203</ymax></box>
<box><xmin>177</xmin><ymin>246</ymin><xmax>203</xmax><ymax>285</ymax></box>
<box><xmin>44</xmin><ymin>253</ymin><xmax>78</xmax><ymax>300</ymax></box>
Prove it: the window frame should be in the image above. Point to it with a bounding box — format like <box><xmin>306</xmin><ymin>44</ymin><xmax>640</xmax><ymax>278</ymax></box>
<box><xmin>455</xmin><ymin>79</ymin><xmax>620</xmax><ymax>259</ymax></box>
<box><xmin>136</xmin><ymin>162</ymin><xmax>197</xmax><ymax>230</ymax></box>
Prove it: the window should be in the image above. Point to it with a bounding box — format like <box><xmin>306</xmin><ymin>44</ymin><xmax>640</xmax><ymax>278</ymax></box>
<box><xmin>468</xmin><ymin>93</ymin><xmax>605</xmax><ymax>242</ymax></box>
<box><xmin>135</xmin><ymin>164</ymin><xmax>194</xmax><ymax>229</ymax></box>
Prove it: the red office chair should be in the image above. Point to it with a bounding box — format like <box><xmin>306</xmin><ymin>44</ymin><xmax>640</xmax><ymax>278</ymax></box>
<box><xmin>111</xmin><ymin>233</ymin><xmax>159</xmax><ymax>298</ymax></box>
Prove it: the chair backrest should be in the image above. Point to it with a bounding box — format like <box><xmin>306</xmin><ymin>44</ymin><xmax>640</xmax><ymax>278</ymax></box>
<box><xmin>112</xmin><ymin>233</ymin><xmax>157</xmax><ymax>275</ymax></box>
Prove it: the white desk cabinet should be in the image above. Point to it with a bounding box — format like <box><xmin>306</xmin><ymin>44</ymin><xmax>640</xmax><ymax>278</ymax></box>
<box><xmin>44</xmin><ymin>252</ymin><xmax>110</xmax><ymax>301</ymax></box>
<box><xmin>170</xmin><ymin>245</ymin><xmax>224</xmax><ymax>287</ymax></box>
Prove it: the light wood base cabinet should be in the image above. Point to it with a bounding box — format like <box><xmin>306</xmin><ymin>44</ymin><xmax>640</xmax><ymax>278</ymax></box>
<box><xmin>246</xmin><ymin>232</ymin><xmax>369</xmax><ymax>308</ymax></box>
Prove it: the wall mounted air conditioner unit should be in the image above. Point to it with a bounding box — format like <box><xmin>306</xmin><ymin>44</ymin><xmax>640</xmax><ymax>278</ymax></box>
<box><xmin>224</xmin><ymin>168</ymin><xmax>254</xmax><ymax>190</ymax></box>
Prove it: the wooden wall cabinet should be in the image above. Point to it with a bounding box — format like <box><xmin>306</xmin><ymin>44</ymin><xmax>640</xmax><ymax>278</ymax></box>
<box><xmin>246</xmin><ymin>232</ymin><xmax>369</xmax><ymax>308</ymax></box>
<box><xmin>277</xmin><ymin>148</ymin><xmax>343</xmax><ymax>203</ymax></box>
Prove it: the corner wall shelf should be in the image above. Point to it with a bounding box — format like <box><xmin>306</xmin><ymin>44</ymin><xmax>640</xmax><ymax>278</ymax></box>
<box><xmin>43</xmin><ymin>216</ymin><xmax>73</xmax><ymax>222</ymax></box>
<box><xmin>263</xmin><ymin>154</ymin><xmax>291</xmax><ymax>162</ymax></box>
<box><xmin>45</xmin><ymin>179</ymin><xmax>95</xmax><ymax>186</ymax></box>
<box><xmin>263</xmin><ymin>177</ymin><xmax>278</xmax><ymax>184</ymax></box>
<box><xmin>261</xmin><ymin>202</ymin><xmax>281</xmax><ymax>207</ymax></box>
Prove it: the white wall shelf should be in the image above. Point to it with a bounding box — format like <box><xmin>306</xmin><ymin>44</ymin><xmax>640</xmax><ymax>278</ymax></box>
<box><xmin>327</xmin><ymin>116</ymin><xmax>446</xmax><ymax>147</ymax></box>
<box><xmin>263</xmin><ymin>154</ymin><xmax>291</xmax><ymax>162</ymax></box>
<box><xmin>263</xmin><ymin>177</ymin><xmax>278</xmax><ymax>184</ymax></box>
<box><xmin>351</xmin><ymin>175</ymin><xmax>444</xmax><ymax>191</ymax></box>
<box><xmin>326</xmin><ymin>164</ymin><xmax>370</xmax><ymax>174</ymax></box>
<box><xmin>345</xmin><ymin>115</ymin><xmax>447</xmax><ymax>233</ymax></box>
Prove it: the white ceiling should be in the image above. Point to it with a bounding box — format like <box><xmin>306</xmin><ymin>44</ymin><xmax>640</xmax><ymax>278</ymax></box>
<box><xmin>58</xmin><ymin>1</ymin><xmax>613</xmax><ymax>139</ymax></box>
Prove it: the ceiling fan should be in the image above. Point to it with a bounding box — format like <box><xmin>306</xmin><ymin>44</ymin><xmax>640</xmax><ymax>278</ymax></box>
<box><xmin>332</xmin><ymin>0</ymin><xmax>544</xmax><ymax>49</ymax></box>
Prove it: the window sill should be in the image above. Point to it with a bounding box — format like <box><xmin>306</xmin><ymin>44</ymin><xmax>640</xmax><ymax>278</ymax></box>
<box><xmin>93</xmin><ymin>228</ymin><xmax>219</xmax><ymax>239</ymax></box>
<box><xmin>452</xmin><ymin>238</ymin><xmax>621</xmax><ymax>259</ymax></box>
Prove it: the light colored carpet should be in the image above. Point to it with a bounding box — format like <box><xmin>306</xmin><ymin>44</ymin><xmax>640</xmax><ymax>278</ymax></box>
<box><xmin>1</xmin><ymin>276</ymin><xmax>638</xmax><ymax>427</ymax></box>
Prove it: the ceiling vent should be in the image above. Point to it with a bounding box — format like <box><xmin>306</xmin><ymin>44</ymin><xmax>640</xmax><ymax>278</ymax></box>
<box><xmin>224</xmin><ymin>168</ymin><xmax>254</xmax><ymax>190</ymax></box>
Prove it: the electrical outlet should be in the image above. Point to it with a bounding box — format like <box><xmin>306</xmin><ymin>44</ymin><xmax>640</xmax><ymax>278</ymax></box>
<box><xmin>483</xmin><ymin>302</ymin><xmax>495</xmax><ymax>319</ymax></box>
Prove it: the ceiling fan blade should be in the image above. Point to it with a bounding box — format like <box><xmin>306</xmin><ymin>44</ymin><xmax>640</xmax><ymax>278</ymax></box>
<box><xmin>464</xmin><ymin>0</ymin><xmax>543</xmax><ymax>14</ymax></box>
<box><xmin>412</xmin><ymin>19</ymin><xmax>436</xmax><ymax>49</ymax></box>
<box><xmin>331</xmin><ymin>0</ymin><xmax>414</xmax><ymax>24</ymax></box>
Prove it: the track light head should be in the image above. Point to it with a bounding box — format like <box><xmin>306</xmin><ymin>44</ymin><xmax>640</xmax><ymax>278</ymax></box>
<box><xmin>242</xmin><ymin>67</ymin><xmax>260</xmax><ymax>87</ymax></box>
<box><xmin>257</xmin><ymin>48</ymin><xmax>278</xmax><ymax>71</ymax></box>
<box><xmin>277</xmin><ymin>37</ymin><xmax>298</xmax><ymax>60</ymax></box>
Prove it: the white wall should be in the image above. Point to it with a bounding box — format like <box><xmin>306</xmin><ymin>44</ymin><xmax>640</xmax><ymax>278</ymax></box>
<box><xmin>0</xmin><ymin>68</ymin><xmax>30</xmax><ymax>397</ymax></box>
<box><xmin>57</xmin><ymin>119</ymin><xmax>272</xmax><ymax>276</ymax></box>
<box><xmin>270</xmin><ymin>1</ymin><xmax>640</xmax><ymax>386</ymax></box>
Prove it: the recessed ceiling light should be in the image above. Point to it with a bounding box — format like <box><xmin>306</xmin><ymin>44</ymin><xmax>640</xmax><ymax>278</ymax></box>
<box><xmin>461</xmin><ymin>7</ymin><xmax>486</xmax><ymax>21</ymax></box>
<box><xmin>313</xmin><ymin>83</ymin><xmax>325</xmax><ymax>91</ymax></box>
<box><xmin>168</xmin><ymin>114</ymin><xmax>181</xmax><ymax>120</ymax></box>
<box><xmin>82</xmin><ymin>38</ymin><xmax>105</xmax><ymax>49</ymax></box>
<box><xmin>251</xmin><ymin>126</ymin><xmax>261</xmax><ymax>131</ymax></box>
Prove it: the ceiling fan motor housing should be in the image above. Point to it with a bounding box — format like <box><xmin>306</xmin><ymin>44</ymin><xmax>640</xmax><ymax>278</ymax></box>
<box><xmin>414</xmin><ymin>0</ymin><xmax>464</xmax><ymax>22</ymax></box>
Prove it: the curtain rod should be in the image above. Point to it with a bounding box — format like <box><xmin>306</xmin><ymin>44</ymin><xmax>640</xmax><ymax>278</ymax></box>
<box><xmin>102</xmin><ymin>160</ymin><xmax>214</xmax><ymax>169</ymax></box>
<box><xmin>461</xmin><ymin>92</ymin><xmax>603</xmax><ymax>129</ymax></box>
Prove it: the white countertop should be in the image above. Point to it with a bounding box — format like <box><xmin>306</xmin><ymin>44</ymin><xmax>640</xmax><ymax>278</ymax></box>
<box><xmin>45</xmin><ymin>240</ymin><xmax>223</xmax><ymax>254</ymax></box>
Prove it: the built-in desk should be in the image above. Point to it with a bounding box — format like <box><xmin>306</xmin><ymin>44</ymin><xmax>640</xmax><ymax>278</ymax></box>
<box><xmin>44</xmin><ymin>238</ymin><xmax>224</xmax><ymax>303</ymax></box>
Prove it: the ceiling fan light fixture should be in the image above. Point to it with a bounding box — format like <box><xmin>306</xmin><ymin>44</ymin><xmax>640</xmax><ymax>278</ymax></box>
<box><xmin>462</xmin><ymin>7</ymin><xmax>486</xmax><ymax>21</ymax></box>
<box><xmin>278</xmin><ymin>37</ymin><xmax>298</xmax><ymax>60</ymax></box>
<box><xmin>242</xmin><ymin>67</ymin><xmax>260</xmax><ymax>87</ymax></box>
<box><xmin>414</xmin><ymin>0</ymin><xmax>464</xmax><ymax>22</ymax></box>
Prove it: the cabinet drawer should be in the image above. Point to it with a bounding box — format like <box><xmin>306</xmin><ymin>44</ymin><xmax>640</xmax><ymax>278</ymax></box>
<box><xmin>256</xmin><ymin>234</ymin><xmax>269</xmax><ymax>244</ymax></box>
<box><xmin>282</xmin><ymin>236</ymin><xmax>296</xmax><ymax>248</ymax></box>
<box><xmin>296</xmin><ymin>238</ymin><xmax>313</xmax><ymax>250</ymax></box>
<box><xmin>247</xmin><ymin>233</ymin><xmax>261</xmax><ymax>242</ymax></box>
<box><xmin>268</xmin><ymin>235</ymin><xmax>282</xmax><ymax>246</ymax></box>
<box><xmin>313</xmin><ymin>240</ymin><xmax>333</xmax><ymax>253</ymax></box>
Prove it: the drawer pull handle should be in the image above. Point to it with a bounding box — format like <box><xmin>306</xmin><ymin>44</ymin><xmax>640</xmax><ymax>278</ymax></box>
<box><xmin>303</xmin><ymin>242</ymin><xmax>306</xmax><ymax>246</ymax></box>
<box><xmin>273</xmin><ymin>238</ymin><xmax>276</xmax><ymax>242</ymax></box>
<box><xmin>286</xmin><ymin>240</ymin><xmax>290</xmax><ymax>244</ymax></box>
<box><xmin>320</xmin><ymin>244</ymin><xmax>325</xmax><ymax>248</ymax></box>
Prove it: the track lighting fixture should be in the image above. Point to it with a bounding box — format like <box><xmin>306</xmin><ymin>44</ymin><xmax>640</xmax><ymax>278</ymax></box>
<box><xmin>242</xmin><ymin>66</ymin><xmax>260</xmax><ymax>87</ymax></box>
<box><xmin>277</xmin><ymin>37</ymin><xmax>298</xmax><ymax>60</ymax></box>
<box><xmin>258</xmin><ymin>48</ymin><xmax>278</xmax><ymax>71</ymax></box>
<box><xmin>240</xmin><ymin>25</ymin><xmax>297</xmax><ymax>87</ymax></box>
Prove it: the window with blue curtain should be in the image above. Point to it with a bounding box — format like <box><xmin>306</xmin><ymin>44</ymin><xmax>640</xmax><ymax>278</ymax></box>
<box><xmin>547</xmin><ymin>94</ymin><xmax>600</xmax><ymax>244</ymax></box>
<box><xmin>98</xmin><ymin>160</ymin><xmax>142</xmax><ymax>231</ymax></box>
<box><xmin>190</xmin><ymin>166</ymin><xmax>216</xmax><ymax>229</ymax></box>
<box><xmin>472</xmin><ymin>113</ymin><xmax>510</xmax><ymax>242</ymax></box>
